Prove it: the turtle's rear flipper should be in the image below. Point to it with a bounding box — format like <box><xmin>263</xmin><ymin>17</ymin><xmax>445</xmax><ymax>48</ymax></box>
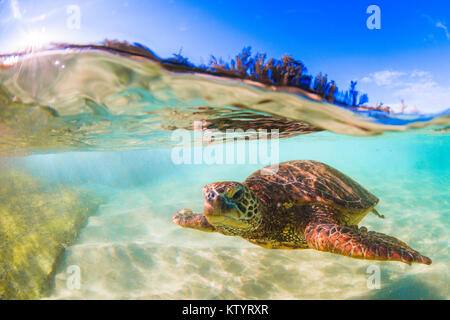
<box><xmin>304</xmin><ymin>223</ymin><xmax>432</xmax><ymax>265</ymax></box>
<box><xmin>172</xmin><ymin>209</ymin><xmax>216</xmax><ymax>232</ymax></box>
<box><xmin>372</xmin><ymin>208</ymin><xmax>385</xmax><ymax>219</ymax></box>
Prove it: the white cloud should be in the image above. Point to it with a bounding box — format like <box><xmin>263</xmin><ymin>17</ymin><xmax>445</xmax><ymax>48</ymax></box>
<box><xmin>11</xmin><ymin>0</ymin><xmax>22</xmax><ymax>19</ymax></box>
<box><xmin>360</xmin><ymin>70</ymin><xmax>450</xmax><ymax>113</ymax></box>
<box><xmin>371</xmin><ymin>70</ymin><xmax>405</xmax><ymax>86</ymax></box>
<box><xmin>360</xmin><ymin>76</ymin><xmax>372</xmax><ymax>83</ymax></box>
<box><xmin>391</xmin><ymin>78</ymin><xmax>450</xmax><ymax>114</ymax></box>
<box><xmin>436</xmin><ymin>21</ymin><xmax>450</xmax><ymax>39</ymax></box>
<box><xmin>422</xmin><ymin>15</ymin><xmax>450</xmax><ymax>40</ymax></box>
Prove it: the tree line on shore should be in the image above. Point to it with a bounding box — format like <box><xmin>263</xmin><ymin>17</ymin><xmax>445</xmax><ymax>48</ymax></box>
<box><xmin>167</xmin><ymin>46</ymin><xmax>381</xmax><ymax>110</ymax></box>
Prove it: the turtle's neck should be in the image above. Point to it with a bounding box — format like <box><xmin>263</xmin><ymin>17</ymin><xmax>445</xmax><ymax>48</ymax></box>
<box><xmin>240</xmin><ymin>204</ymin><xmax>273</xmax><ymax>239</ymax></box>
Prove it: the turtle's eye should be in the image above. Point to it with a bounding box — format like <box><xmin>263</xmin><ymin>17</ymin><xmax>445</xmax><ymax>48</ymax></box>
<box><xmin>231</xmin><ymin>189</ymin><xmax>243</xmax><ymax>201</ymax></box>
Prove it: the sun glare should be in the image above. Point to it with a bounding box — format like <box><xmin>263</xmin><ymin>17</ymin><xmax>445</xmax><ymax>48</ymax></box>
<box><xmin>15</xmin><ymin>27</ymin><xmax>57</xmax><ymax>51</ymax></box>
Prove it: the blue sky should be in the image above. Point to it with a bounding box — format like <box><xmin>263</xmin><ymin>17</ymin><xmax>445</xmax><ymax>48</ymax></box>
<box><xmin>0</xmin><ymin>0</ymin><xmax>449</xmax><ymax>113</ymax></box>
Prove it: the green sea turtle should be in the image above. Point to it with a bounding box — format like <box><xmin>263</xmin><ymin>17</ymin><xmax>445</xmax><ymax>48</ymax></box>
<box><xmin>172</xmin><ymin>160</ymin><xmax>431</xmax><ymax>265</ymax></box>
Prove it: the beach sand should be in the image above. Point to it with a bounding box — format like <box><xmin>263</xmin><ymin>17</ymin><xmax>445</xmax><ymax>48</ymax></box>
<box><xmin>48</xmin><ymin>166</ymin><xmax>448</xmax><ymax>299</ymax></box>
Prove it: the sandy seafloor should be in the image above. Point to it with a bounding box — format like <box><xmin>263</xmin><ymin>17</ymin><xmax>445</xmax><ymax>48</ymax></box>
<box><xmin>16</xmin><ymin>131</ymin><xmax>448</xmax><ymax>299</ymax></box>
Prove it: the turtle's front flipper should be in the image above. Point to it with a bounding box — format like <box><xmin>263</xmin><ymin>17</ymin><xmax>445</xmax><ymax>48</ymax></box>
<box><xmin>172</xmin><ymin>209</ymin><xmax>216</xmax><ymax>232</ymax></box>
<box><xmin>304</xmin><ymin>222</ymin><xmax>432</xmax><ymax>265</ymax></box>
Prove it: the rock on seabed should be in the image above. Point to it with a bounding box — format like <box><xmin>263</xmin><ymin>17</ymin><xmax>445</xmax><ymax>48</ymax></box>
<box><xmin>0</xmin><ymin>170</ymin><xmax>103</xmax><ymax>299</ymax></box>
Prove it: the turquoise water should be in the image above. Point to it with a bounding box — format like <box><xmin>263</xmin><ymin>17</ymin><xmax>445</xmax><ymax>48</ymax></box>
<box><xmin>0</xmin><ymin>44</ymin><xmax>449</xmax><ymax>299</ymax></box>
<box><xmin>5</xmin><ymin>130</ymin><xmax>446</xmax><ymax>299</ymax></box>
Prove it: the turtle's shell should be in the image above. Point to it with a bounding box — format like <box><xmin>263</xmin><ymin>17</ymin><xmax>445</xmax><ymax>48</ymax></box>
<box><xmin>243</xmin><ymin>160</ymin><xmax>378</xmax><ymax>214</ymax></box>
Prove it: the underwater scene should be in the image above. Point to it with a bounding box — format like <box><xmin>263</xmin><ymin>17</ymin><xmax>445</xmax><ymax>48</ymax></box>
<box><xmin>0</xmin><ymin>0</ymin><xmax>449</xmax><ymax>300</ymax></box>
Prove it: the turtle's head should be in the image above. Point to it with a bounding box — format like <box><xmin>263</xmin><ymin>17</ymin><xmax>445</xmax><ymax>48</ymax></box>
<box><xmin>202</xmin><ymin>181</ymin><xmax>262</xmax><ymax>235</ymax></box>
